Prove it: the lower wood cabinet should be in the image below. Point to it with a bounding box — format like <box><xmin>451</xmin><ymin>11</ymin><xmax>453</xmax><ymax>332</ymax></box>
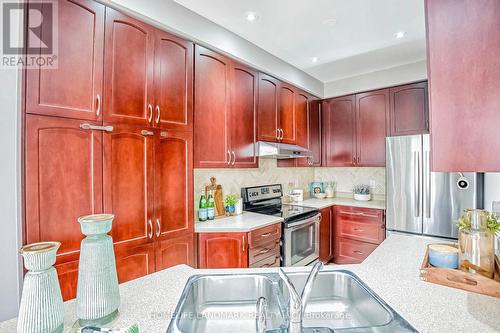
<box><xmin>333</xmin><ymin>205</ymin><xmax>385</xmax><ymax>264</ymax></box>
<box><xmin>319</xmin><ymin>207</ymin><xmax>334</xmax><ymax>263</ymax></box>
<box><xmin>198</xmin><ymin>223</ymin><xmax>281</xmax><ymax>269</ymax></box>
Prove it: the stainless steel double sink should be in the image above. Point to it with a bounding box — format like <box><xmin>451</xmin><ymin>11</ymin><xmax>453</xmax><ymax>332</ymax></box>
<box><xmin>166</xmin><ymin>270</ymin><xmax>417</xmax><ymax>333</ymax></box>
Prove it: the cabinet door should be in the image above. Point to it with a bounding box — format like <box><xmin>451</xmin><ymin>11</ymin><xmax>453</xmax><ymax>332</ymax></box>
<box><xmin>55</xmin><ymin>260</ymin><xmax>79</xmax><ymax>301</ymax></box>
<box><xmin>295</xmin><ymin>92</ymin><xmax>309</xmax><ymax>167</ymax></box>
<box><xmin>194</xmin><ymin>46</ymin><xmax>231</xmax><ymax>168</ymax></box>
<box><xmin>154</xmin><ymin>130</ymin><xmax>193</xmax><ymax>241</ymax></box>
<box><xmin>257</xmin><ymin>73</ymin><xmax>279</xmax><ymax>142</ymax></box>
<box><xmin>308</xmin><ymin>99</ymin><xmax>322</xmax><ymax>166</ymax></box>
<box><xmin>25</xmin><ymin>115</ymin><xmax>103</xmax><ymax>262</ymax></box>
<box><xmin>198</xmin><ymin>233</ymin><xmax>248</xmax><ymax>268</ymax></box>
<box><xmin>115</xmin><ymin>242</ymin><xmax>155</xmax><ymax>284</ymax></box>
<box><xmin>279</xmin><ymin>84</ymin><xmax>296</xmax><ymax>144</ymax></box>
<box><xmin>426</xmin><ymin>0</ymin><xmax>500</xmax><ymax>172</ymax></box>
<box><xmin>322</xmin><ymin>96</ymin><xmax>356</xmax><ymax>166</ymax></box>
<box><xmin>155</xmin><ymin>234</ymin><xmax>196</xmax><ymax>271</ymax></box>
<box><xmin>103</xmin><ymin>124</ymin><xmax>154</xmax><ymax>249</ymax></box>
<box><xmin>26</xmin><ymin>0</ymin><xmax>104</xmax><ymax>120</ymax></box>
<box><xmin>154</xmin><ymin>30</ymin><xmax>194</xmax><ymax>131</ymax></box>
<box><xmin>104</xmin><ymin>8</ymin><xmax>155</xmax><ymax>126</ymax></box>
<box><xmin>230</xmin><ymin>62</ymin><xmax>258</xmax><ymax>168</ymax></box>
<box><xmin>319</xmin><ymin>207</ymin><xmax>333</xmax><ymax>263</ymax></box>
<box><xmin>356</xmin><ymin>89</ymin><xmax>389</xmax><ymax>167</ymax></box>
<box><xmin>390</xmin><ymin>82</ymin><xmax>428</xmax><ymax>136</ymax></box>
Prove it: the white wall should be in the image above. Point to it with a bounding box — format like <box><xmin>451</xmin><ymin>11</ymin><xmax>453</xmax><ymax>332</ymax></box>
<box><xmin>105</xmin><ymin>0</ymin><xmax>324</xmax><ymax>97</ymax></box>
<box><xmin>0</xmin><ymin>11</ymin><xmax>23</xmax><ymax>321</ymax></box>
<box><xmin>323</xmin><ymin>60</ymin><xmax>427</xmax><ymax>98</ymax></box>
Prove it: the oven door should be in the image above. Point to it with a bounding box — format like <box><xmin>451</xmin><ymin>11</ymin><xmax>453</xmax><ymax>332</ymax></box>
<box><xmin>282</xmin><ymin>213</ymin><xmax>320</xmax><ymax>267</ymax></box>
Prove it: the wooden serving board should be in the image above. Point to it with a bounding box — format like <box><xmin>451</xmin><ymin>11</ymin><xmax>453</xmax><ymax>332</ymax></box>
<box><xmin>420</xmin><ymin>244</ymin><xmax>500</xmax><ymax>298</ymax></box>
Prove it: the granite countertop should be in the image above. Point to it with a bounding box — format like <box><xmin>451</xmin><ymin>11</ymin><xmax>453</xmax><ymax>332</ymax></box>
<box><xmin>2</xmin><ymin>233</ymin><xmax>499</xmax><ymax>333</ymax></box>
<box><xmin>194</xmin><ymin>211</ymin><xmax>283</xmax><ymax>233</ymax></box>
<box><xmin>294</xmin><ymin>197</ymin><xmax>386</xmax><ymax>210</ymax></box>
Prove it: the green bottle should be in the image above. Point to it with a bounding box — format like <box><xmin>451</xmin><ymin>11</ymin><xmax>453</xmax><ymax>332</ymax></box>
<box><xmin>207</xmin><ymin>191</ymin><xmax>215</xmax><ymax>220</ymax></box>
<box><xmin>198</xmin><ymin>191</ymin><xmax>208</xmax><ymax>221</ymax></box>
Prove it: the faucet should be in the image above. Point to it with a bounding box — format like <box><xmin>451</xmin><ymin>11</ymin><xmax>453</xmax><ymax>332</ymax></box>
<box><xmin>278</xmin><ymin>261</ymin><xmax>324</xmax><ymax>333</ymax></box>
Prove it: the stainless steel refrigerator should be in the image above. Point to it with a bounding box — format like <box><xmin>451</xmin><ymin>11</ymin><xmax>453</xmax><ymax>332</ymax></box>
<box><xmin>386</xmin><ymin>134</ymin><xmax>483</xmax><ymax>239</ymax></box>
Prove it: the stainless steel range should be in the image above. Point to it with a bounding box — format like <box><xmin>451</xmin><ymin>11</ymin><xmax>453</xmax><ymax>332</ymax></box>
<box><xmin>242</xmin><ymin>184</ymin><xmax>320</xmax><ymax>267</ymax></box>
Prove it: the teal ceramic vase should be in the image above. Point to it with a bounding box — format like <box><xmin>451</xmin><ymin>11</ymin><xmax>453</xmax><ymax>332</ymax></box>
<box><xmin>76</xmin><ymin>214</ymin><xmax>120</xmax><ymax>326</ymax></box>
<box><xmin>18</xmin><ymin>242</ymin><xmax>64</xmax><ymax>333</ymax></box>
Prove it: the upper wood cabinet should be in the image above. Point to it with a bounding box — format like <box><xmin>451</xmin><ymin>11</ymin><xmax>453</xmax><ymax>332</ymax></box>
<box><xmin>229</xmin><ymin>62</ymin><xmax>258</xmax><ymax>168</ymax></box>
<box><xmin>279</xmin><ymin>84</ymin><xmax>296</xmax><ymax>144</ymax></box>
<box><xmin>103</xmin><ymin>8</ymin><xmax>155</xmax><ymax>126</ymax></box>
<box><xmin>308</xmin><ymin>99</ymin><xmax>322</xmax><ymax>166</ymax></box>
<box><xmin>257</xmin><ymin>73</ymin><xmax>280</xmax><ymax>142</ymax></box>
<box><xmin>153</xmin><ymin>29</ymin><xmax>194</xmax><ymax>131</ymax></box>
<box><xmin>26</xmin><ymin>0</ymin><xmax>105</xmax><ymax>120</ymax></box>
<box><xmin>194</xmin><ymin>46</ymin><xmax>257</xmax><ymax>168</ymax></box>
<box><xmin>356</xmin><ymin>89</ymin><xmax>389</xmax><ymax>167</ymax></box>
<box><xmin>322</xmin><ymin>96</ymin><xmax>356</xmax><ymax>167</ymax></box>
<box><xmin>389</xmin><ymin>81</ymin><xmax>428</xmax><ymax>136</ymax></box>
<box><xmin>426</xmin><ymin>0</ymin><xmax>500</xmax><ymax>172</ymax></box>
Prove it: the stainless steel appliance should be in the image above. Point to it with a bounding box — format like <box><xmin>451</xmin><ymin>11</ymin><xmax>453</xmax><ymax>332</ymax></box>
<box><xmin>386</xmin><ymin>134</ymin><xmax>483</xmax><ymax>239</ymax></box>
<box><xmin>242</xmin><ymin>184</ymin><xmax>320</xmax><ymax>266</ymax></box>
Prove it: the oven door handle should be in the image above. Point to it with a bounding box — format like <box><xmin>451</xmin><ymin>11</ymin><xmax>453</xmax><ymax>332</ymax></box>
<box><xmin>285</xmin><ymin>215</ymin><xmax>320</xmax><ymax>230</ymax></box>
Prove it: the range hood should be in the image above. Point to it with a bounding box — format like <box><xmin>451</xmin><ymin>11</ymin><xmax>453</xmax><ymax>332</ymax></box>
<box><xmin>257</xmin><ymin>141</ymin><xmax>313</xmax><ymax>159</ymax></box>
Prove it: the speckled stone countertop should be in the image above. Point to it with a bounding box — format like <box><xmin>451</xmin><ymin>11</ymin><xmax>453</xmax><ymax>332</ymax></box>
<box><xmin>1</xmin><ymin>233</ymin><xmax>499</xmax><ymax>333</ymax></box>
<box><xmin>194</xmin><ymin>211</ymin><xmax>283</xmax><ymax>233</ymax></box>
<box><xmin>294</xmin><ymin>197</ymin><xmax>386</xmax><ymax>210</ymax></box>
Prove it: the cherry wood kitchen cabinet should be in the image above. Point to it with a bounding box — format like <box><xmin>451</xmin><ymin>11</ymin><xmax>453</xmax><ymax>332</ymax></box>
<box><xmin>355</xmin><ymin>89</ymin><xmax>389</xmax><ymax>167</ymax></box>
<box><xmin>115</xmin><ymin>242</ymin><xmax>156</xmax><ymax>284</ymax></box>
<box><xmin>155</xmin><ymin>234</ymin><xmax>196</xmax><ymax>271</ymax></box>
<box><xmin>257</xmin><ymin>73</ymin><xmax>280</xmax><ymax>142</ymax></box>
<box><xmin>279</xmin><ymin>84</ymin><xmax>296</xmax><ymax>144</ymax></box>
<box><xmin>198</xmin><ymin>223</ymin><xmax>281</xmax><ymax>268</ymax></box>
<box><xmin>425</xmin><ymin>0</ymin><xmax>500</xmax><ymax>172</ymax></box>
<box><xmin>308</xmin><ymin>99</ymin><xmax>322</xmax><ymax>167</ymax></box>
<box><xmin>153</xmin><ymin>29</ymin><xmax>194</xmax><ymax>131</ymax></box>
<box><xmin>103</xmin><ymin>7</ymin><xmax>155</xmax><ymax>126</ymax></box>
<box><xmin>319</xmin><ymin>207</ymin><xmax>334</xmax><ymax>263</ymax></box>
<box><xmin>25</xmin><ymin>0</ymin><xmax>105</xmax><ymax>121</ymax></box>
<box><xmin>193</xmin><ymin>45</ymin><xmax>231</xmax><ymax>168</ymax></box>
<box><xmin>322</xmin><ymin>95</ymin><xmax>356</xmax><ymax>167</ymax></box>
<box><xmin>389</xmin><ymin>81</ymin><xmax>428</xmax><ymax>136</ymax></box>
<box><xmin>333</xmin><ymin>206</ymin><xmax>385</xmax><ymax>264</ymax></box>
<box><xmin>294</xmin><ymin>92</ymin><xmax>310</xmax><ymax>167</ymax></box>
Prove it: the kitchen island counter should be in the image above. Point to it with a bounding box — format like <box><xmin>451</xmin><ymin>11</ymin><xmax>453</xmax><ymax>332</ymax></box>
<box><xmin>1</xmin><ymin>233</ymin><xmax>499</xmax><ymax>333</ymax></box>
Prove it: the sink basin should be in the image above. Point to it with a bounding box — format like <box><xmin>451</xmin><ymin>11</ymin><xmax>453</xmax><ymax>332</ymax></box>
<box><xmin>170</xmin><ymin>274</ymin><xmax>286</xmax><ymax>333</ymax></box>
<box><xmin>167</xmin><ymin>270</ymin><xmax>417</xmax><ymax>333</ymax></box>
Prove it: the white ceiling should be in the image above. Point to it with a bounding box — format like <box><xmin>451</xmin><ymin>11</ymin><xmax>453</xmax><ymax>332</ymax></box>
<box><xmin>173</xmin><ymin>0</ymin><xmax>427</xmax><ymax>83</ymax></box>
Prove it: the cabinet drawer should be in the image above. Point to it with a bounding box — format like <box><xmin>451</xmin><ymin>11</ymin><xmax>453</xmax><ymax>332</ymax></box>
<box><xmin>249</xmin><ymin>239</ymin><xmax>280</xmax><ymax>265</ymax></box>
<box><xmin>336</xmin><ymin>237</ymin><xmax>378</xmax><ymax>264</ymax></box>
<box><xmin>335</xmin><ymin>206</ymin><xmax>384</xmax><ymax>223</ymax></box>
<box><xmin>248</xmin><ymin>223</ymin><xmax>281</xmax><ymax>248</ymax></box>
<box><xmin>250</xmin><ymin>251</ymin><xmax>281</xmax><ymax>268</ymax></box>
<box><xmin>338</xmin><ymin>220</ymin><xmax>385</xmax><ymax>244</ymax></box>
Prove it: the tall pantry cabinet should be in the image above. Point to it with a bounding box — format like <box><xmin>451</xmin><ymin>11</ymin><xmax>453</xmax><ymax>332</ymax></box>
<box><xmin>24</xmin><ymin>1</ymin><xmax>195</xmax><ymax>300</ymax></box>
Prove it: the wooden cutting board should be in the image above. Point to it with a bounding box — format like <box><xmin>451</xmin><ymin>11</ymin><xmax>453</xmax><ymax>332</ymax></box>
<box><xmin>205</xmin><ymin>177</ymin><xmax>225</xmax><ymax>217</ymax></box>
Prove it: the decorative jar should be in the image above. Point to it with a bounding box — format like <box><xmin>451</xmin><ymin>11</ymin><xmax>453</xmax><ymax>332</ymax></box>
<box><xmin>18</xmin><ymin>242</ymin><xmax>64</xmax><ymax>333</ymax></box>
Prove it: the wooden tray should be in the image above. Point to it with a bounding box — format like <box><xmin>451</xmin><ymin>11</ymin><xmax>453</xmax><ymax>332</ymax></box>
<box><xmin>420</xmin><ymin>244</ymin><xmax>500</xmax><ymax>298</ymax></box>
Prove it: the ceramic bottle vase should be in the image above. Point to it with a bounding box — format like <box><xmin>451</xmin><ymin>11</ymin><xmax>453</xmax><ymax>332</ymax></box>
<box><xmin>18</xmin><ymin>242</ymin><xmax>64</xmax><ymax>333</ymax></box>
<box><xmin>76</xmin><ymin>214</ymin><xmax>120</xmax><ymax>326</ymax></box>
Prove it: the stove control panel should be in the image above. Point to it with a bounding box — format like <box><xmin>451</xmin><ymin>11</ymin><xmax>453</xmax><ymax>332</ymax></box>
<box><xmin>242</xmin><ymin>184</ymin><xmax>282</xmax><ymax>203</ymax></box>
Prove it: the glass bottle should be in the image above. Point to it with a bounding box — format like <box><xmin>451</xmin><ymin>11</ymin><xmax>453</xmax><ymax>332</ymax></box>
<box><xmin>18</xmin><ymin>242</ymin><xmax>64</xmax><ymax>333</ymax></box>
<box><xmin>207</xmin><ymin>191</ymin><xmax>215</xmax><ymax>220</ymax></box>
<box><xmin>458</xmin><ymin>209</ymin><xmax>495</xmax><ymax>279</ymax></box>
<box><xmin>199</xmin><ymin>191</ymin><xmax>208</xmax><ymax>221</ymax></box>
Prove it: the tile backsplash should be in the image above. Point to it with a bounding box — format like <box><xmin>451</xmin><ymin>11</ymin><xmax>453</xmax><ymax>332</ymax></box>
<box><xmin>194</xmin><ymin>159</ymin><xmax>386</xmax><ymax>213</ymax></box>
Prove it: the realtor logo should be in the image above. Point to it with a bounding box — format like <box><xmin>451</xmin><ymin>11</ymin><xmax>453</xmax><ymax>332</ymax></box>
<box><xmin>1</xmin><ymin>0</ymin><xmax>58</xmax><ymax>68</ymax></box>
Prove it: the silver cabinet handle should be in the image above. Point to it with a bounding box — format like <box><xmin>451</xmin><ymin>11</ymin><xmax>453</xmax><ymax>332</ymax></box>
<box><xmin>258</xmin><ymin>248</ymin><xmax>272</xmax><ymax>255</ymax></box>
<box><xmin>231</xmin><ymin>151</ymin><xmax>235</xmax><ymax>165</ymax></box>
<box><xmin>80</xmin><ymin>123</ymin><xmax>113</xmax><ymax>132</ymax></box>
<box><xmin>354</xmin><ymin>250</ymin><xmax>363</xmax><ymax>255</ymax></box>
<box><xmin>242</xmin><ymin>235</ymin><xmax>245</xmax><ymax>252</ymax></box>
<box><xmin>148</xmin><ymin>219</ymin><xmax>153</xmax><ymax>239</ymax></box>
<box><xmin>96</xmin><ymin>94</ymin><xmax>101</xmax><ymax>116</ymax></box>
<box><xmin>141</xmin><ymin>130</ymin><xmax>154</xmax><ymax>136</ymax></box>
<box><xmin>279</xmin><ymin>128</ymin><xmax>284</xmax><ymax>140</ymax></box>
<box><xmin>148</xmin><ymin>104</ymin><xmax>153</xmax><ymax>123</ymax></box>
<box><xmin>155</xmin><ymin>105</ymin><xmax>161</xmax><ymax>124</ymax></box>
<box><xmin>276</xmin><ymin>128</ymin><xmax>279</xmax><ymax>140</ymax></box>
<box><xmin>156</xmin><ymin>218</ymin><xmax>161</xmax><ymax>238</ymax></box>
<box><xmin>227</xmin><ymin>150</ymin><xmax>231</xmax><ymax>165</ymax></box>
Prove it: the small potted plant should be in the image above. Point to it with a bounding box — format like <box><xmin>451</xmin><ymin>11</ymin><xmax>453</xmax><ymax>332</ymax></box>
<box><xmin>224</xmin><ymin>194</ymin><xmax>239</xmax><ymax>216</ymax></box>
<box><xmin>353</xmin><ymin>184</ymin><xmax>371</xmax><ymax>201</ymax></box>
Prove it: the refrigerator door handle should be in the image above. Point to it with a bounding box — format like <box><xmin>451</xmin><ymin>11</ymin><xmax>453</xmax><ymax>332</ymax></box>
<box><xmin>413</xmin><ymin>151</ymin><xmax>420</xmax><ymax>217</ymax></box>
<box><xmin>425</xmin><ymin>150</ymin><xmax>431</xmax><ymax>219</ymax></box>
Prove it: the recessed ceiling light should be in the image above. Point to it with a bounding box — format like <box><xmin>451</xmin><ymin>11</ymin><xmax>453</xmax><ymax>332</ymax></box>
<box><xmin>245</xmin><ymin>12</ymin><xmax>258</xmax><ymax>22</ymax></box>
<box><xmin>394</xmin><ymin>31</ymin><xmax>406</xmax><ymax>39</ymax></box>
<box><xmin>311</xmin><ymin>57</ymin><xmax>319</xmax><ymax>63</ymax></box>
<box><xmin>322</xmin><ymin>18</ymin><xmax>337</xmax><ymax>27</ymax></box>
